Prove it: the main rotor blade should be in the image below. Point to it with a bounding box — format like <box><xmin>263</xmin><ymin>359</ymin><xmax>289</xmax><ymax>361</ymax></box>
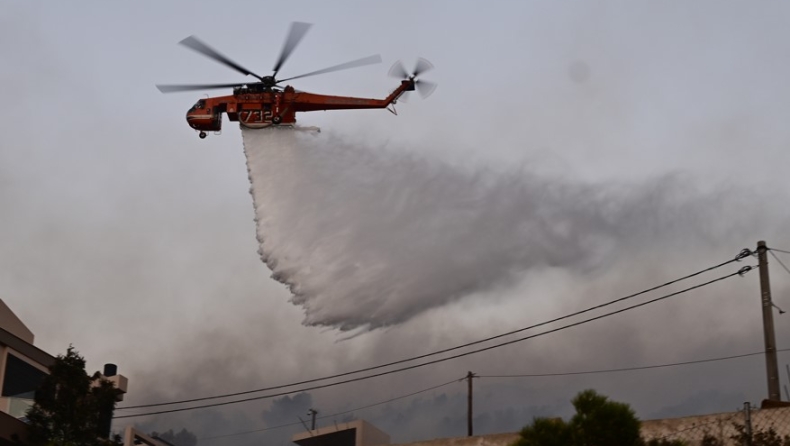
<box><xmin>278</xmin><ymin>54</ymin><xmax>382</xmax><ymax>83</ymax></box>
<box><xmin>388</xmin><ymin>60</ymin><xmax>409</xmax><ymax>79</ymax></box>
<box><xmin>413</xmin><ymin>58</ymin><xmax>434</xmax><ymax>78</ymax></box>
<box><xmin>179</xmin><ymin>36</ymin><xmax>263</xmax><ymax>81</ymax></box>
<box><xmin>272</xmin><ymin>22</ymin><xmax>312</xmax><ymax>77</ymax></box>
<box><xmin>156</xmin><ymin>83</ymin><xmax>243</xmax><ymax>93</ymax></box>
<box><xmin>415</xmin><ymin>79</ymin><xmax>437</xmax><ymax>99</ymax></box>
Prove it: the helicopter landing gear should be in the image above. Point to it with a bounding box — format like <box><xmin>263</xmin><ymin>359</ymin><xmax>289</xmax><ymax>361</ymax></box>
<box><xmin>199</xmin><ymin>131</ymin><xmax>207</xmax><ymax>139</ymax></box>
<box><xmin>272</xmin><ymin>116</ymin><xmax>281</xmax><ymax>124</ymax></box>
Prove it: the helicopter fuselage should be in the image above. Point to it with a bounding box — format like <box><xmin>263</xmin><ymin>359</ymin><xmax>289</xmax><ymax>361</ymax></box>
<box><xmin>186</xmin><ymin>80</ymin><xmax>414</xmax><ymax>136</ymax></box>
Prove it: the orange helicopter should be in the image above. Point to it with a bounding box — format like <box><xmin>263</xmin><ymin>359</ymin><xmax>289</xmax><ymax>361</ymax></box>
<box><xmin>157</xmin><ymin>22</ymin><xmax>436</xmax><ymax>139</ymax></box>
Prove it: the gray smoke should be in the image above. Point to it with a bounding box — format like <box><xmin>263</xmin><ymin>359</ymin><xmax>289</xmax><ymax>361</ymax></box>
<box><xmin>242</xmin><ymin>128</ymin><xmax>739</xmax><ymax>331</ymax></box>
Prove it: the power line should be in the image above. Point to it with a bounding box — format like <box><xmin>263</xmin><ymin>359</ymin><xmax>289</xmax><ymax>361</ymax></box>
<box><xmin>205</xmin><ymin>346</ymin><xmax>790</xmax><ymax>441</ymax></box>
<box><xmin>116</xmin><ymin>267</ymin><xmax>750</xmax><ymax>418</ymax></box>
<box><xmin>201</xmin><ymin>347</ymin><xmax>783</xmax><ymax>441</ymax></box>
<box><xmin>113</xmin><ymin>266</ymin><xmax>750</xmax><ymax>419</ymax></box>
<box><xmin>769</xmin><ymin>249</ymin><xmax>790</xmax><ymax>277</ymax></box>
<box><xmin>118</xmin><ymin>252</ymin><xmax>750</xmax><ymax>411</ymax></box>
<box><xmin>199</xmin><ymin>377</ymin><xmax>460</xmax><ymax>441</ymax></box>
<box><xmin>770</xmin><ymin>247</ymin><xmax>790</xmax><ymax>255</ymax></box>
<box><xmin>478</xmin><ymin>348</ymin><xmax>790</xmax><ymax>379</ymax></box>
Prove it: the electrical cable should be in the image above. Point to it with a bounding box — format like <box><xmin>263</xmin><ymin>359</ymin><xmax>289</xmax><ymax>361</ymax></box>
<box><xmin>118</xmin><ymin>251</ymin><xmax>750</xmax><ymax>411</ymax></box>
<box><xmin>769</xmin><ymin>250</ymin><xmax>790</xmax><ymax>277</ymax></box>
<box><xmin>113</xmin><ymin>266</ymin><xmax>750</xmax><ymax>419</ymax></box>
<box><xmin>478</xmin><ymin>347</ymin><xmax>790</xmax><ymax>378</ymax></box>
<box><xmin>205</xmin><ymin>346</ymin><xmax>788</xmax><ymax>441</ymax></box>
<box><xmin>769</xmin><ymin>247</ymin><xmax>790</xmax><ymax>256</ymax></box>
<box><xmin>198</xmin><ymin>377</ymin><xmax>460</xmax><ymax>441</ymax></box>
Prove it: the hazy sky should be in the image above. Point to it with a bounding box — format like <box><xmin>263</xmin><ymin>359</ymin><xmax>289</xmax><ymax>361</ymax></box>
<box><xmin>4</xmin><ymin>1</ymin><xmax>790</xmax><ymax>445</ymax></box>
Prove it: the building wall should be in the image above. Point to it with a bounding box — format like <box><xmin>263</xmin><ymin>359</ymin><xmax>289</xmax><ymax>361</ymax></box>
<box><xmin>0</xmin><ymin>411</ymin><xmax>29</xmax><ymax>445</ymax></box>
<box><xmin>0</xmin><ymin>300</ymin><xmax>34</xmax><ymax>345</ymax></box>
<box><xmin>357</xmin><ymin>420</ymin><xmax>390</xmax><ymax>446</ymax></box>
<box><xmin>392</xmin><ymin>407</ymin><xmax>790</xmax><ymax>446</ymax></box>
<box><xmin>293</xmin><ymin>419</ymin><xmax>392</xmax><ymax>446</ymax></box>
<box><xmin>392</xmin><ymin>433</ymin><xmax>519</xmax><ymax>446</ymax></box>
<box><xmin>640</xmin><ymin>406</ymin><xmax>790</xmax><ymax>445</ymax></box>
<box><xmin>0</xmin><ymin>300</ymin><xmax>55</xmax><ymax>444</ymax></box>
<box><xmin>0</xmin><ymin>344</ymin><xmax>51</xmax><ymax>416</ymax></box>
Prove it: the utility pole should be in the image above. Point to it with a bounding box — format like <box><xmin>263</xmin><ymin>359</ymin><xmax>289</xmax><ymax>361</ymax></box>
<box><xmin>757</xmin><ymin>241</ymin><xmax>781</xmax><ymax>401</ymax></box>
<box><xmin>785</xmin><ymin>364</ymin><xmax>790</xmax><ymax>400</ymax></box>
<box><xmin>308</xmin><ymin>408</ymin><xmax>318</xmax><ymax>430</ymax></box>
<box><xmin>467</xmin><ymin>371</ymin><xmax>476</xmax><ymax>437</ymax></box>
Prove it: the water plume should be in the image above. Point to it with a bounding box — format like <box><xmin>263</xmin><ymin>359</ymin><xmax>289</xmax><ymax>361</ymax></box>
<box><xmin>242</xmin><ymin>128</ymin><xmax>714</xmax><ymax>331</ymax></box>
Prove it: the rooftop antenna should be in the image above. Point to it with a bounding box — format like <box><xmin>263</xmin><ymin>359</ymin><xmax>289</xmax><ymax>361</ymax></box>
<box><xmin>308</xmin><ymin>408</ymin><xmax>318</xmax><ymax>430</ymax></box>
<box><xmin>297</xmin><ymin>416</ymin><xmax>314</xmax><ymax>436</ymax></box>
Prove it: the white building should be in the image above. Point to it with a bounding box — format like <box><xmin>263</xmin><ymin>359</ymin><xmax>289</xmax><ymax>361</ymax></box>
<box><xmin>0</xmin><ymin>299</ymin><xmax>127</xmax><ymax>444</ymax></box>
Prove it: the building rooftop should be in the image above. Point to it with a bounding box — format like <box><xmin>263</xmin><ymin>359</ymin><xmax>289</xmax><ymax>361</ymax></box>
<box><xmin>292</xmin><ymin>419</ymin><xmax>390</xmax><ymax>446</ymax></box>
<box><xmin>0</xmin><ymin>300</ymin><xmax>34</xmax><ymax>345</ymax></box>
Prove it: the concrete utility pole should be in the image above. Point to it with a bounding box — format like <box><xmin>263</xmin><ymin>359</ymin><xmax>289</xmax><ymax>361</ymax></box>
<box><xmin>757</xmin><ymin>241</ymin><xmax>781</xmax><ymax>401</ymax></box>
<box><xmin>467</xmin><ymin>371</ymin><xmax>476</xmax><ymax>437</ymax></box>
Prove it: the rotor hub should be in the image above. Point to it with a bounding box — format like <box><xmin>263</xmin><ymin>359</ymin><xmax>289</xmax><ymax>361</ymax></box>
<box><xmin>387</xmin><ymin>58</ymin><xmax>437</xmax><ymax>100</ymax></box>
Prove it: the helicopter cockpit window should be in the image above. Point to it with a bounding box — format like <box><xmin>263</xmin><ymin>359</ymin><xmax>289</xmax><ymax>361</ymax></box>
<box><xmin>189</xmin><ymin>100</ymin><xmax>206</xmax><ymax>112</ymax></box>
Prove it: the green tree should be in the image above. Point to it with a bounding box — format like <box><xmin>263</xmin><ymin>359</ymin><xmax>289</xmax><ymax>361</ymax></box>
<box><xmin>514</xmin><ymin>389</ymin><xmax>687</xmax><ymax>446</ymax></box>
<box><xmin>515</xmin><ymin>417</ymin><xmax>570</xmax><ymax>446</ymax></box>
<box><xmin>569</xmin><ymin>389</ymin><xmax>642</xmax><ymax>446</ymax></box>
<box><xmin>25</xmin><ymin>346</ymin><xmax>121</xmax><ymax>446</ymax></box>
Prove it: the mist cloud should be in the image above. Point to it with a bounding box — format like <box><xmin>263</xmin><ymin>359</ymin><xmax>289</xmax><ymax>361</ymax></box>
<box><xmin>242</xmin><ymin>128</ymin><xmax>742</xmax><ymax>331</ymax></box>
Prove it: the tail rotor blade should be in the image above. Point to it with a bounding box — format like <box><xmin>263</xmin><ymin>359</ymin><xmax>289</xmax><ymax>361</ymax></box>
<box><xmin>388</xmin><ymin>60</ymin><xmax>410</xmax><ymax>79</ymax></box>
<box><xmin>412</xmin><ymin>57</ymin><xmax>434</xmax><ymax>78</ymax></box>
<box><xmin>398</xmin><ymin>90</ymin><xmax>412</xmax><ymax>103</ymax></box>
<box><xmin>415</xmin><ymin>79</ymin><xmax>437</xmax><ymax>99</ymax></box>
<box><xmin>272</xmin><ymin>22</ymin><xmax>312</xmax><ymax>77</ymax></box>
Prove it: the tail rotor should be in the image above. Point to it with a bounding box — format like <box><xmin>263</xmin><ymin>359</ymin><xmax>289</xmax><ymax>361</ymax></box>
<box><xmin>389</xmin><ymin>58</ymin><xmax>437</xmax><ymax>101</ymax></box>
